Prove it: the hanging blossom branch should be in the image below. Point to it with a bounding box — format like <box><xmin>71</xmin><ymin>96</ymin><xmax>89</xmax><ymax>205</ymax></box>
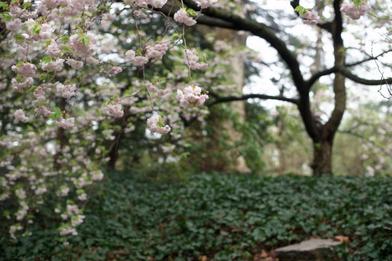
<box><xmin>0</xmin><ymin>0</ymin><xmax>212</xmax><ymax>240</ymax></box>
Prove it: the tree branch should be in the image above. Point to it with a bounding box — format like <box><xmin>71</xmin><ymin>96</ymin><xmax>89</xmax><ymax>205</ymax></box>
<box><xmin>157</xmin><ymin>1</ymin><xmax>236</xmax><ymax>29</ymax></box>
<box><xmin>342</xmin><ymin>68</ymin><xmax>392</xmax><ymax>86</ymax></box>
<box><xmin>346</xmin><ymin>49</ymin><xmax>392</xmax><ymax>67</ymax></box>
<box><xmin>180</xmin><ymin>0</ymin><xmax>321</xmax><ymax>139</ymax></box>
<box><xmin>289</xmin><ymin>0</ymin><xmax>333</xmax><ymax>33</ymax></box>
<box><xmin>182</xmin><ymin>0</ymin><xmax>306</xmax><ymax>90</ymax></box>
<box><xmin>323</xmin><ymin>0</ymin><xmax>346</xmax><ymax>138</ymax></box>
<box><xmin>209</xmin><ymin>93</ymin><xmax>299</xmax><ymax>106</ymax></box>
<box><xmin>306</xmin><ymin>49</ymin><xmax>392</xmax><ymax>87</ymax></box>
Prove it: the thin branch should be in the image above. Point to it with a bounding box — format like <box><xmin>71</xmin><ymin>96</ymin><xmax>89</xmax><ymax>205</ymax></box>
<box><xmin>156</xmin><ymin>1</ymin><xmax>236</xmax><ymax>29</ymax></box>
<box><xmin>306</xmin><ymin>49</ymin><xmax>392</xmax><ymax>87</ymax></box>
<box><xmin>347</xmin><ymin>49</ymin><xmax>392</xmax><ymax>67</ymax></box>
<box><xmin>342</xmin><ymin>68</ymin><xmax>392</xmax><ymax>86</ymax></box>
<box><xmin>209</xmin><ymin>93</ymin><xmax>299</xmax><ymax>106</ymax></box>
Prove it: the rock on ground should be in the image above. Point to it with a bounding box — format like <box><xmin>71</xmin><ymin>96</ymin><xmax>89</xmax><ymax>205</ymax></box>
<box><xmin>273</xmin><ymin>239</ymin><xmax>342</xmax><ymax>261</ymax></box>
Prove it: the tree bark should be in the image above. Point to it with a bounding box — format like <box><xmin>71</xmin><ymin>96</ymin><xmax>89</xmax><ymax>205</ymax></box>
<box><xmin>107</xmin><ymin>135</ymin><xmax>121</xmax><ymax>170</ymax></box>
<box><xmin>311</xmin><ymin>140</ymin><xmax>333</xmax><ymax>176</ymax></box>
<box><xmin>309</xmin><ymin>0</ymin><xmax>346</xmax><ymax>177</ymax></box>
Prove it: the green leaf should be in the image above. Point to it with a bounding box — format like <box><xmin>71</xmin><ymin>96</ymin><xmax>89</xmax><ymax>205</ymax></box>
<box><xmin>79</xmin><ymin>34</ymin><xmax>90</xmax><ymax>46</ymax></box>
<box><xmin>61</xmin><ymin>45</ymin><xmax>72</xmax><ymax>54</ymax></box>
<box><xmin>0</xmin><ymin>1</ymin><xmax>9</xmax><ymax>10</ymax></box>
<box><xmin>59</xmin><ymin>35</ymin><xmax>70</xmax><ymax>43</ymax></box>
<box><xmin>352</xmin><ymin>0</ymin><xmax>362</xmax><ymax>6</ymax></box>
<box><xmin>14</xmin><ymin>33</ymin><xmax>25</xmax><ymax>43</ymax></box>
<box><xmin>294</xmin><ymin>5</ymin><xmax>308</xmax><ymax>16</ymax></box>
<box><xmin>32</xmin><ymin>23</ymin><xmax>41</xmax><ymax>35</ymax></box>
<box><xmin>186</xmin><ymin>8</ymin><xmax>198</xmax><ymax>17</ymax></box>
<box><xmin>50</xmin><ymin>107</ymin><xmax>62</xmax><ymax>120</ymax></box>
<box><xmin>22</xmin><ymin>2</ymin><xmax>32</xmax><ymax>9</ymax></box>
<box><xmin>41</xmin><ymin>56</ymin><xmax>53</xmax><ymax>63</ymax></box>
<box><xmin>0</xmin><ymin>12</ymin><xmax>11</xmax><ymax>22</ymax></box>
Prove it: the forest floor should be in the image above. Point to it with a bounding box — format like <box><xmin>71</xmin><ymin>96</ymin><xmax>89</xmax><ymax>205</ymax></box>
<box><xmin>1</xmin><ymin>172</ymin><xmax>392</xmax><ymax>260</ymax></box>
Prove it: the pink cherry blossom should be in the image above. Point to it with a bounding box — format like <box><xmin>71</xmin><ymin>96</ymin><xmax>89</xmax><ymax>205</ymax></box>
<box><xmin>12</xmin><ymin>77</ymin><xmax>34</xmax><ymax>91</ymax></box>
<box><xmin>56</xmin><ymin>82</ymin><xmax>77</xmax><ymax>99</ymax></box>
<box><xmin>195</xmin><ymin>0</ymin><xmax>217</xmax><ymax>9</ymax></box>
<box><xmin>301</xmin><ymin>10</ymin><xmax>320</xmax><ymax>25</ymax></box>
<box><xmin>148</xmin><ymin>0</ymin><xmax>167</xmax><ymax>8</ymax></box>
<box><xmin>59</xmin><ymin>227</ymin><xmax>78</xmax><ymax>236</ymax></box>
<box><xmin>91</xmin><ymin>170</ymin><xmax>104</xmax><ymax>181</ymax></box>
<box><xmin>103</xmin><ymin>104</ymin><xmax>124</xmax><ymax>118</ymax></box>
<box><xmin>39</xmin><ymin>23</ymin><xmax>55</xmax><ymax>39</ymax></box>
<box><xmin>14</xmin><ymin>109</ymin><xmax>29</xmax><ymax>123</ymax></box>
<box><xmin>147</xmin><ymin>113</ymin><xmax>171</xmax><ymax>134</ymax></box>
<box><xmin>70</xmin><ymin>34</ymin><xmax>93</xmax><ymax>57</ymax></box>
<box><xmin>146</xmin><ymin>82</ymin><xmax>158</xmax><ymax>94</ymax></box>
<box><xmin>57</xmin><ymin>117</ymin><xmax>75</xmax><ymax>129</ymax></box>
<box><xmin>36</xmin><ymin>106</ymin><xmax>52</xmax><ymax>117</ymax></box>
<box><xmin>176</xmin><ymin>85</ymin><xmax>209</xmax><ymax>107</ymax></box>
<box><xmin>101</xmin><ymin>13</ymin><xmax>114</xmax><ymax>30</ymax></box>
<box><xmin>9</xmin><ymin>4</ymin><xmax>24</xmax><ymax>17</ymax></box>
<box><xmin>39</xmin><ymin>0</ymin><xmax>65</xmax><ymax>11</ymax></box>
<box><xmin>66</xmin><ymin>59</ymin><xmax>84</xmax><ymax>69</ymax></box>
<box><xmin>185</xmin><ymin>49</ymin><xmax>208</xmax><ymax>70</ymax></box>
<box><xmin>125</xmin><ymin>50</ymin><xmax>136</xmax><ymax>60</ymax></box>
<box><xmin>12</xmin><ymin>63</ymin><xmax>37</xmax><ymax>78</ymax></box>
<box><xmin>145</xmin><ymin>41</ymin><xmax>170</xmax><ymax>60</ymax></box>
<box><xmin>340</xmin><ymin>2</ymin><xmax>368</xmax><ymax>20</ymax></box>
<box><xmin>125</xmin><ymin>50</ymin><xmax>149</xmax><ymax>66</ymax></box>
<box><xmin>134</xmin><ymin>0</ymin><xmax>148</xmax><ymax>8</ymax></box>
<box><xmin>6</xmin><ymin>18</ymin><xmax>22</xmax><ymax>31</ymax></box>
<box><xmin>47</xmin><ymin>40</ymin><xmax>61</xmax><ymax>56</ymax></box>
<box><xmin>173</xmin><ymin>9</ymin><xmax>197</xmax><ymax>26</ymax></box>
<box><xmin>110</xmin><ymin>66</ymin><xmax>123</xmax><ymax>75</ymax></box>
<box><xmin>33</xmin><ymin>85</ymin><xmax>48</xmax><ymax>100</ymax></box>
<box><xmin>41</xmin><ymin>59</ymin><xmax>64</xmax><ymax>72</ymax></box>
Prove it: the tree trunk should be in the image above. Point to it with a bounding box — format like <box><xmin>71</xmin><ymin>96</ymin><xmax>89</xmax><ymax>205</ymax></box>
<box><xmin>311</xmin><ymin>140</ymin><xmax>333</xmax><ymax>176</ymax></box>
<box><xmin>107</xmin><ymin>138</ymin><xmax>120</xmax><ymax>170</ymax></box>
<box><xmin>309</xmin><ymin>0</ymin><xmax>346</xmax><ymax>177</ymax></box>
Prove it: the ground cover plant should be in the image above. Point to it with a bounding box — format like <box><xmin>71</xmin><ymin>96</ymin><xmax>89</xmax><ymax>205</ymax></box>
<box><xmin>1</xmin><ymin>172</ymin><xmax>392</xmax><ymax>261</ymax></box>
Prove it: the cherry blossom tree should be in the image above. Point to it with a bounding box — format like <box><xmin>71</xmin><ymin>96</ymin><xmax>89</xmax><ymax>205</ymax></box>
<box><xmin>0</xmin><ymin>0</ymin><xmax>391</xmax><ymax>240</ymax></box>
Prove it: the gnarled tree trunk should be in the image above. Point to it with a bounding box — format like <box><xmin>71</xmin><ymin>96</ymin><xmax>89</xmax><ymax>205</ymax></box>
<box><xmin>311</xmin><ymin>140</ymin><xmax>333</xmax><ymax>176</ymax></box>
<box><xmin>308</xmin><ymin>0</ymin><xmax>346</xmax><ymax>176</ymax></box>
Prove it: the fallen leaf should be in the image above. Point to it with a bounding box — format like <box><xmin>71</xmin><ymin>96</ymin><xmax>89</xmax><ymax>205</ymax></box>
<box><xmin>199</xmin><ymin>255</ymin><xmax>208</xmax><ymax>261</ymax></box>
<box><xmin>334</xmin><ymin>235</ymin><xmax>350</xmax><ymax>243</ymax></box>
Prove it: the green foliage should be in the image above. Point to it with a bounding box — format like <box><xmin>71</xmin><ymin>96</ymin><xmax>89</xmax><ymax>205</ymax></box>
<box><xmin>2</xmin><ymin>173</ymin><xmax>392</xmax><ymax>260</ymax></box>
<box><xmin>294</xmin><ymin>5</ymin><xmax>308</xmax><ymax>16</ymax></box>
<box><xmin>0</xmin><ymin>1</ymin><xmax>9</xmax><ymax>11</ymax></box>
<box><xmin>186</xmin><ymin>8</ymin><xmax>198</xmax><ymax>17</ymax></box>
<box><xmin>0</xmin><ymin>12</ymin><xmax>11</xmax><ymax>22</ymax></box>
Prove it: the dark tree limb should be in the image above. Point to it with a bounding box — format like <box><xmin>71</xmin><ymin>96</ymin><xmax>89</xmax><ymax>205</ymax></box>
<box><xmin>307</xmin><ymin>49</ymin><xmax>392</xmax><ymax>87</ymax></box>
<box><xmin>209</xmin><ymin>93</ymin><xmax>299</xmax><ymax>106</ymax></box>
<box><xmin>323</xmin><ymin>0</ymin><xmax>346</xmax><ymax>138</ymax></box>
<box><xmin>342</xmin><ymin>69</ymin><xmax>392</xmax><ymax>86</ymax></box>
<box><xmin>178</xmin><ymin>0</ymin><xmax>321</xmax><ymax>140</ymax></box>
